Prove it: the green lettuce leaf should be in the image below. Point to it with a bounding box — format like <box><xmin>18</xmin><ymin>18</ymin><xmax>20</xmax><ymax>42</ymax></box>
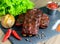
<box><xmin>0</xmin><ymin>0</ymin><xmax>34</xmax><ymax>16</ymax></box>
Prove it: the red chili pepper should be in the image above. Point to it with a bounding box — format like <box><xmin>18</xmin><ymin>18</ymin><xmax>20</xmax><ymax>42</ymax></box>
<box><xmin>12</xmin><ymin>30</ymin><xmax>22</xmax><ymax>40</ymax></box>
<box><xmin>2</xmin><ymin>29</ymin><xmax>12</xmax><ymax>42</ymax></box>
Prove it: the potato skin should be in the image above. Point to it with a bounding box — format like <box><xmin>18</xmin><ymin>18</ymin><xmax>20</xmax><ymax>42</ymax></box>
<box><xmin>1</xmin><ymin>14</ymin><xmax>15</xmax><ymax>28</ymax></box>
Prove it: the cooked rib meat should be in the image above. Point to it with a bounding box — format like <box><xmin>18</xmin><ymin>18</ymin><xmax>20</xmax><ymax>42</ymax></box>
<box><xmin>40</xmin><ymin>14</ymin><xmax>49</xmax><ymax>28</ymax></box>
<box><xmin>16</xmin><ymin>14</ymin><xmax>25</xmax><ymax>26</ymax></box>
<box><xmin>16</xmin><ymin>9</ymin><xmax>49</xmax><ymax>36</ymax></box>
<box><xmin>22</xmin><ymin>9</ymin><xmax>42</xmax><ymax>35</ymax></box>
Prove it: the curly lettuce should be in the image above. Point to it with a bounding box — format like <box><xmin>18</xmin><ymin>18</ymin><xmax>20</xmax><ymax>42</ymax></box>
<box><xmin>0</xmin><ymin>0</ymin><xmax>34</xmax><ymax>16</ymax></box>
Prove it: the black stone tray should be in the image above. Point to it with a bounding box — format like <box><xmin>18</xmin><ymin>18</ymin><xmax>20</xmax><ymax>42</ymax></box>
<box><xmin>1</xmin><ymin>7</ymin><xmax>60</xmax><ymax>44</ymax></box>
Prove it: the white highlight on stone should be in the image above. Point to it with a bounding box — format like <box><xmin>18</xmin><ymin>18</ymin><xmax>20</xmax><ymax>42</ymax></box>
<box><xmin>52</xmin><ymin>20</ymin><xmax>60</xmax><ymax>30</ymax></box>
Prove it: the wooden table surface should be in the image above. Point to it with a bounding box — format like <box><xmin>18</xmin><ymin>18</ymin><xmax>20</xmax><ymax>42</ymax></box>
<box><xmin>0</xmin><ymin>28</ymin><xmax>11</xmax><ymax>44</ymax></box>
<box><xmin>37</xmin><ymin>34</ymin><xmax>60</xmax><ymax>44</ymax></box>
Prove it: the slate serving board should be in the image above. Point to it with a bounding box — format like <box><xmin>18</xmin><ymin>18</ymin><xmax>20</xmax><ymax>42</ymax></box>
<box><xmin>1</xmin><ymin>7</ymin><xmax>60</xmax><ymax>44</ymax></box>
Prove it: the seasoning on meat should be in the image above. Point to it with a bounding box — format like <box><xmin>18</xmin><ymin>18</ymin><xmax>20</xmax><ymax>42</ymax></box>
<box><xmin>40</xmin><ymin>14</ymin><xmax>49</xmax><ymax>28</ymax></box>
<box><xmin>17</xmin><ymin>8</ymin><xmax>49</xmax><ymax>36</ymax></box>
<box><xmin>22</xmin><ymin>9</ymin><xmax>42</xmax><ymax>36</ymax></box>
